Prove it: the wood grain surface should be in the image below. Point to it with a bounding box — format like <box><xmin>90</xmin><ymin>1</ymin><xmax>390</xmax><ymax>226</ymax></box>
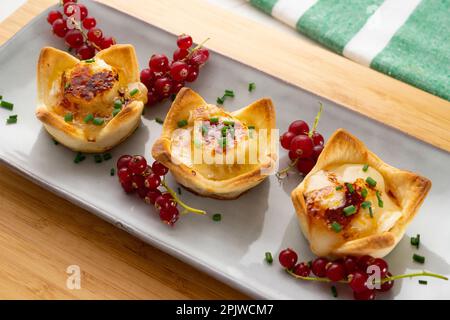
<box><xmin>0</xmin><ymin>0</ymin><xmax>448</xmax><ymax>300</ymax></box>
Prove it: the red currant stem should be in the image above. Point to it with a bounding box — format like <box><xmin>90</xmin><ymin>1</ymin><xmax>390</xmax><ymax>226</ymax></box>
<box><xmin>276</xmin><ymin>158</ymin><xmax>299</xmax><ymax>180</ymax></box>
<box><xmin>161</xmin><ymin>180</ymin><xmax>207</xmax><ymax>215</ymax></box>
<box><xmin>67</xmin><ymin>16</ymin><xmax>102</xmax><ymax>52</ymax></box>
<box><xmin>185</xmin><ymin>37</ymin><xmax>210</xmax><ymax>59</ymax></box>
<box><xmin>308</xmin><ymin>102</ymin><xmax>323</xmax><ymax>138</ymax></box>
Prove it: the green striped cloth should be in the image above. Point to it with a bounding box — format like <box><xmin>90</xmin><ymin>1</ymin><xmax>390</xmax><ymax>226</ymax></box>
<box><xmin>249</xmin><ymin>0</ymin><xmax>450</xmax><ymax>101</ymax></box>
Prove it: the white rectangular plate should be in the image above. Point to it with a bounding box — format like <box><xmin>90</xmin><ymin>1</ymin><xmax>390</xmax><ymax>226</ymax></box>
<box><xmin>0</xmin><ymin>1</ymin><xmax>449</xmax><ymax>299</ymax></box>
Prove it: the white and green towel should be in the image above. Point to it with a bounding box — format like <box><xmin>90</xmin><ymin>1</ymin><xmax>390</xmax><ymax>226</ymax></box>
<box><xmin>249</xmin><ymin>0</ymin><xmax>450</xmax><ymax>101</ymax></box>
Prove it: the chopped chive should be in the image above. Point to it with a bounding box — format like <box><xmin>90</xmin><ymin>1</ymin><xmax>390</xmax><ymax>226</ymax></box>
<box><xmin>155</xmin><ymin>117</ymin><xmax>164</xmax><ymax>124</ymax></box>
<box><xmin>177</xmin><ymin>119</ymin><xmax>188</xmax><ymax>127</ymax></box>
<box><xmin>366</xmin><ymin>177</ymin><xmax>377</xmax><ymax>187</ymax></box>
<box><xmin>210</xmin><ymin>117</ymin><xmax>219</xmax><ymax>124</ymax></box>
<box><xmin>331</xmin><ymin>285</ymin><xmax>338</xmax><ymax>298</ymax></box>
<box><xmin>201</xmin><ymin>124</ymin><xmax>208</xmax><ymax>136</ymax></box>
<box><xmin>129</xmin><ymin>88</ymin><xmax>139</xmax><ymax>97</ymax></box>
<box><xmin>8</xmin><ymin>114</ymin><xmax>17</xmax><ymax>119</ymax></box>
<box><xmin>248</xmin><ymin>82</ymin><xmax>256</xmax><ymax>92</ymax></box>
<box><xmin>363</xmin><ymin>164</ymin><xmax>369</xmax><ymax>172</ymax></box>
<box><xmin>216</xmin><ymin>97</ymin><xmax>224</xmax><ymax>105</ymax></box>
<box><xmin>64</xmin><ymin>112</ymin><xmax>73</xmax><ymax>122</ymax></box>
<box><xmin>1</xmin><ymin>100</ymin><xmax>14</xmax><ymax>110</ymax></box>
<box><xmin>110</xmin><ymin>168</ymin><xmax>115</xmax><ymax>176</ymax></box>
<box><xmin>6</xmin><ymin>117</ymin><xmax>17</xmax><ymax>124</ymax></box>
<box><xmin>411</xmin><ymin>234</ymin><xmax>420</xmax><ymax>249</ymax></box>
<box><xmin>114</xmin><ymin>99</ymin><xmax>123</xmax><ymax>109</ymax></box>
<box><xmin>369</xmin><ymin>206</ymin><xmax>374</xmax><ymax>218</ymax></box>
<box><xmin>83</xmin><ymin>113</ymin><xmax>94</xmax><ymax>123</ymax></box>
<box><xmin>331</xmin><ymin>221</ymin><xmax>342</xmax><ymax>233</ymax></box>
<box><xmin>361</xmin><ymin>201</ymin><xmax>372</xmax><ymax>209</ymax></box>
<box><xmin>376</xmin><ymin>190</ymin><xmax>384</xmax><ymax>208</ymax></box>
<box><xmin>335</xmin><ymin>185</ymin><xmax>343</xmax><ymax>191</ymax></box>
<box><xmin>93</xmin><ymin>117</ymin><xmax>104</xmax><ymax>126</ymax></box>
<box><xmin>212</xmin><ymin>213</ymin><xmax>222</xmax><ymax>222</ymax></box>
<box><xmin>307</xmin><ymin>261</ymin><xmax>312</xmax><ymax>268</ymax></box>
<box><xmin>177</xmin><ymin>187</ymin><xmax>182</xmax><ymax>195</ymax></box>
<box><xmin>103</xmin><ymin>153</ymin><xmax>112</xmax><ymax>161</ymax></box>
<box><xmin>94</xmin><ymin>154</ymin><xmax>103</xmax><ymax>163</ymax></box>
<box><xmin>361</xmin><ymin>188</ymin><xmax>368</xmax><ymax>199</ymax></box>
<box><xmin>223</xmin><ymin>120</ymin><xmax>235</xmax><ymax>126</ymax></box>
<box><xmin>265</xmin><ymin>252</ymin><xmax>273</xmax><ymax>264</ymax></box>
<box><xmin>112</xmin><ymin>108</ymin><xmax>121</xmax><ymax>117</ymax></box>
<box><xmin>418</xmin><ymin>280</ymin><xmax>428</xmax><ymax>285</ymax></box>
<box><xmin>413</xmin><ymin>253</ymin><xmax>425</xmax><ymax>264</ymax></box>
<box><xmin>248</xmin><ymin>125</ymin><xmax>255</xmax><ymax>130</ymax></box>
<box><xmin>343</xmin><ymin>205</ymin><xmax>356</xmax><ymax>216</ymax></box>
<box><xmin>74</xmin><ymin>152</ymin><xmax>85</xmax><ymax>164</ymax></box>
<box><xmin>346</xmin><ymin>183</ymin><xmax>354</xmax><ymax>194</ymax></box>
<box><xmin>84</xmin><ymin>58</ymin><xmax>95</xmax><ymax>63</ymax></box>
<box><xmin>221</xmin><ymin>126</ymin><xmax>228</xmax><ymax>137</ymax></box>
<box><xmin>0</xmin><ymin>95</ymin><xmax>2</xmax><ymax>99</ymax></box>
<box><xmin>224</xmin><ymin>89</ymin><xmax>235</xmax><ymax>97</ymax></box>
<box><xmin>64</xmin><ymin>82</ymin><xmax>71</xmax><ymax>90</ymax></box>
<box><xmin>219</xmin><ymin>137</ymin><xmax>227</xmax><ymax>148</ymax></box>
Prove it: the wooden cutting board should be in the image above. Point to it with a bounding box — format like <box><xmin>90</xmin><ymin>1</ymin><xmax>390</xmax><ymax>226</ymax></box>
<box><xmin>0</xmin><ymin>0</ymin><xmax>448</xmax><ymax>299</ymax></box>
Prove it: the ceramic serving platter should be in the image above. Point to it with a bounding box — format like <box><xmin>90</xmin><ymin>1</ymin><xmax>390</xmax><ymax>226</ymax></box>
<box><xmin>0</xmin><ymin>1</ymin><xmax>449</xmax><ymax>299</ymax></box>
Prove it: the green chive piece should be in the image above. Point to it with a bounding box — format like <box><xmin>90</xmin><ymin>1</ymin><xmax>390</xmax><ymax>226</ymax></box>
<box><xmin>64</xmin><ymin>113</ymin><xmax>73</xmax><ymax>122</ymax></box>
<box><xmin>210</xmin><ymin>117</ymin><xmax>219</xmax><ymax>124</ymax></box>
<box><xmin>94</xmin><ymin>154</ymin><xmax>103</xmax><ymax>163</ymax></box>
<box><xmin>177</xmin><ymin>119</ymin><xmax>188</xmax><ymax>127</ymax></box>
<box><xmin>361</xmin><ymin>201</ymin><xmax>372</xmax><ymax>209</ymax></box>
<box><xmin>366</xmin><ymin>177</ymin><xmax>377</xmax><ymax>187</ymax></box>
<box><xmin>0</xmin><ymin>95</ymin><xmax>2</xmax><ymax>99</ymax></box>
<box><xmin>201</xmin><ymin>124</ymin><xmax>208</xmax><ymax>136</ymax></box>
<box><xmin>212</xmin><ymin>213</ymin><xmax>222</xmax><ymax>222</ymax></box>
<box><xmin>113</xmin><ymin>99</ymin><xmax>123</xmax><ymax>109</ymax></box>
<box><xmin>8</xmin><ymin>114</ymin><xmax>17</xmax><ymax>119</ymax></box>
<box><xmin>84</xmin><ymin>113</ymin><xmax>94</xmax><ymax>123</ymax></box>
<box><xmin>216</xmin><ymin>97</ymin><xmax>224</xmax><ymax>105</ymax></box>
<box><xmin>221</xmin><ymin>126</ymin><xmax>228</xmax><ymax>137</ymax></box>
<box><xmin>376</xmin><ymin>190</ymin><xmax>384</xmax><ymax>208</ymax></box>
<box><xmin>248</xmin><ymin>82</ymin><xmax>256</xmax><ymax>92</ymax></box>
<box><xmin>84</xmin><ymin>58</ymin><xmax>95</xmax><ymax>63</ymax></box>
<box><xmin>346</xmin><ymin>183</ymin><xmax>355</xmax><ymax>194</ymax></box>
<box><xmin>224</xmin><ymin>89</ymin><xmax>235</xmax><ymax>97</ymax></box>
<box><xmin>248</xmin><ymin>125</ymin><xmax>255</xmax><ymax>130</ymax></box>
<box><xmin>343</xmin><ymin>205</ymin><xmax>357</xmax><ymax>216</ymax></box>
<box><xmin>74</xmin><ymin>152</ymin><xmax>86</xmax><ymax>164</ymax></box>
<box><xmin>331</xmin><ymin>285</ymin><xmax>338</xmax><ymax>298</ymax></box>
<box><xmin>223</xmin><ymin>120</ymin><xmax>235</xmax><ymax>126</ymax></box>
<box><xmin>265</xmin><ymin>252</ymin><xmax>273</xmax><ymax>264</ymax></box>
<box><xmin>112</xmin><ymin>108</ymin><xmax>121</xmax><ymax>117</ymax></box>
<box><xmin>331</xmin><ymin>221</ymin><xmax>342</xmax><ymax>233</ymax></box>
<box><xmin>1</xmin><ymin>100</ymin><xmax>14</xmax><ymax>110</ymax></box>
<box><xmin>411</xmin><ymin>234</ymin><xmax>420</xmax><ymax>249</ymax></box>
<box><xmin>413</xmin><ymin>253</ymin><xmax>425</xmax><ymax>264</ymax></box>
<box><xmin>6</xmin><ymin>117</ymin><xmax>17</xmax><ymax>124</ymax></box>
<box><xmin>219</xmin><ymin>137</ymin><xmax>227</xmax><ymax>148</ymax></box>
<box><xmin>177</xmin><ymin>187</ymin><xmax>182</xmax><ymax>195</ymax></box>
<box><xmin>418</xmin><ymin>280</ymin><xmax>428</xmax><ymax>285</ymax></box>
<box><xmin>155</xmin><ymin>117</ymin><xmax>164</xmax><ymax>124</ymax></box>
<box><xmin>93</xmin><ymin>117</ymin><xmax>104</xmax><ymax>126</ymax></box>
<box><xmin>64</xmin><ymin>82</ymin><xmax>71</xmax><ymax>90</ymax></box>
<box><xmin>361</xmin><ymin>188</ymin><xmax>368</xmax><ymax>199</ymax></box>
<box><xmin>129</xmin><ymin>88</ymin><xmax>139</xmax><ymax>97</ymax></box>
<box><xmin>363</xmin><ymin>164</ymin><xmax>369</xmax><ymax>172</ymax></box>
<box><xmin>369</xmin><ymin>206</ymin><xmax>374</xmax><ymax>218</ymax></box>
<box><xmin>335</xmin><ymin>185</ymin><xmax>343</xmax><ymax>191</ymax></box>
<box><xmin>103</xmin><ymin>153</ymin><xmax>112</xmax><ymax>161</ymax></box>
<box><xmin>110</xmin><ymin>168</ymin><xmax>115</xmax><ymax>176</ymax></box>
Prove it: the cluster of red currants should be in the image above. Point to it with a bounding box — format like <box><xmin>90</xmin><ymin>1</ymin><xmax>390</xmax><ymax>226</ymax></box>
<box><xmin>46</xmin><ymin>0</ymin><xmax>116</xmax><ymax>60</ymax></box>
<box><xmin>279</xmin><ymin>248</ymin><xmax>394</xmax><ymax>300</ymax></box>
<box><xmin>140</xmin><ymin>34</ymin><xmax>210</xmax><ymax>106</ymax></box>
<box><xmin>280</xmin><ymin>119</ymin><xmax>325</xmax><ymax>176</ymax></box>
<box><xmin>116</xmin><ymin>154</ymin><xmax>180</xmax><ymax>226</ymax></box>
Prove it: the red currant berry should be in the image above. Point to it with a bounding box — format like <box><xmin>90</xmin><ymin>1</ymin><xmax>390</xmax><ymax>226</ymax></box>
<box><xmin>100</xmin><ymin>36</ymin><xmax>116</xmax><ymax>49</ymax></box>
<box><xmin>190</xmin><ymin>48</ymin><xmax>209</xmax><ymax>65</ymax></box>
<box><xmin>344</xmin><ymin>256</ymin><xmax>359</xmax><ymax>275</ymax></box>
<box><xmin>77</xmin><ymin>4</ymin><xmax>88</xmax><ymax>20</ymax></box>
<box><xmin>152</xmin><ymin>161</ymin><xmax>169</xmax><ymax>176</ymax></box>
<box><xmin>280</xmin><ymin>131</ymin><xmax>296</xmax><ymax>150</ymax></box>
<box><xmin>137</xmin><ymin>186</ymin><xmax>150</xmax><ymax>199</ymax></box>
<box><xmin>185</xmin><ymin>64</ymin><xmax>199</xmax><ymax>82</ymax></box>
<box><xmin>117</xmin><ymin>167</ymin><xmax>132</xmax><ymax>184</ymax></box>
<box><xmin>171</xmin><ymin>81</ymin><xmax>185</xmax><ymax>95</ymax></box>
<box><xmin>121</xmin><ymin>180</ymin><xmax>134</xmax><ymax>194</ymax></box>
<box><xmin>47</xmin><ymin>10</ymin><xmax>63</xmax><ymax>25</ymax></box>
<box><xmin>177</xmin><ymin>34</ymin><xmax>193</xmax><ymax>50</ymax></box>
<box><xmin>326</xmin><ymin>262</ymin><xmax>345</xmax><ymax>282</ymax></box>
<box><xmin>293</xmin><ymin>262</ymin><xmax>310</xmax><ymax>277</ymax></box>
<box><xmin>170</xmin><ymin>61</ymin><xmax>189</xmax><ymax>82</ymax></box>
<box><xmin>144</xmin><ymin>173</ymin><xmax>161</xmax><ymax>190</ymax></box>
<box><xmin>278</xmin><ymin>248</ymin><xmax>298</xmax><ymax>269</ymax></box>
<box><xmin>117</xmin><ymin>155</ymin><xmax>132</xmax><ymax>169</ymax></box>
<box><xmin>155</xmin><ymin>195</ymin><xmax>176</xmax><ymax>210</ymax></box>
<box><xmin>87</xmin><ymin>28</ymin><xmax>103</xmax><ymax>45</ymax></box>
<box><xmin>370</xmin><ymin>258</ymin><xmax>389</xmax><ymax>277</ymax></box>
<box><xmin>288</xmin><ymin>120</ymin><xmax>309</xmax><ymax>135</ymax></box>
<box><xmin>353</xmin><ymin>289</ymin><xmax>376</xmax><ymax>300</ymax></box>
<box><xmin>149</xmin><ymin>54</ymin><xmax>169</xmax><ymax>73</ymax></box>
<box><xmin>52</xmin><ymin>19</ymin><xmax>68</xmax><ymax>38</ymax></box>
<box><xmin>64</xmin><ymin>29</ymin><xmax>84</xmax><ymax>49</ymax></box>
<box><xmin>159</xmin><ymin>206</ymin><xmax>179</xmax><ymax>226</ymax></box>
<box><xmin>357</xmin><ymin>255</ymin><xmax>375</xmax><ymax>273</ymax></box>
<box><xmin>377</xmin><ymin>272</ymin><xmax>394</xmax><ymax>292</ymax></box>
<box><xmin>128</xmin><ymin>155</ymin><xmax>147</xmax><ymax>175</ymax></box>
<box><xmin>290</xmin><ymin>135</ymin><xmax>313</xmax><ymax>158</ymax></box>
<box><xmin>296</xmin><ymin>158</ymin><xmax>315</xmax><ymax>175</ymax></box>
<box><xmin>154</xmin><ymin>77</ymin><xmax>173</xmax><ymax>98</ymax></box>
<box><xmin>173</xmin><ymin>48</ymin><xmax>189</xmax><ymax>61</ymax></box>
<box><xmin>131</xmin><ymin>174</ymin><xmax>145</xmax><ymax>189</ymax></box>
<box><xmin>311</xmin><ymin>131</ymin><xmax>324</xmax><ymax>146</ymax></box>
<box><xmin>140</xmin><ymin>68</ymin><xmax>156</xmax><ymax>88</ymax></box>
<box><xmin>349</xmin><ymin>271</ymin><xmax>369</xmax><ymax>293</ymax></box>
<box><xmin>311</xmin><ymin>258</ymin><xmax>328</xmax><ymax>277</ymax></box>
<box><xmin>76</xmin><ymin>44</ymin><xmax>95</xmax><ymax>60</ymax></box>
<box><xmin>63</xmin><ymin>2</ymin><xmax>78</xmax><ymax>17</ymax></box>
<box><xmin>82</xmin><ymin>16</ymin><xmax>96</xmax><ymax>29</ymax></box>
<box><xmin>147</xmin><ymin>89</ymin><xmax>160</xmax><ymax>106</ymax></box>
<box><xmin>312</xmin><ymin>145</ymin><xmax>324</xmax><ymax>160</ymax></box>
<box><xmin>144</xmin><ymin>189</ymin><xmax>162</xmax><ymax>205</ymax></box>
<box><xmin>288</xmin><ymin>150</ymin><xmax>299</xmax><ymax>161</ymax></box>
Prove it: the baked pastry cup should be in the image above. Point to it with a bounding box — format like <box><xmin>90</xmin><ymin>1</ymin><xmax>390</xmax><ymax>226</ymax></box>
<box><xmin>291</xmin><ymin>129</ymin><xmax>431</xmax><ymax>258</ymax></box>
<box><xmin>36</xmin><ymin>44</ymin><xmax>147</xmax><ymax>153</ymax></box>
<box><xmin>152</xmin><ymin>88</ymin><xmax>277</xmax><ymax>199</ymax></box>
